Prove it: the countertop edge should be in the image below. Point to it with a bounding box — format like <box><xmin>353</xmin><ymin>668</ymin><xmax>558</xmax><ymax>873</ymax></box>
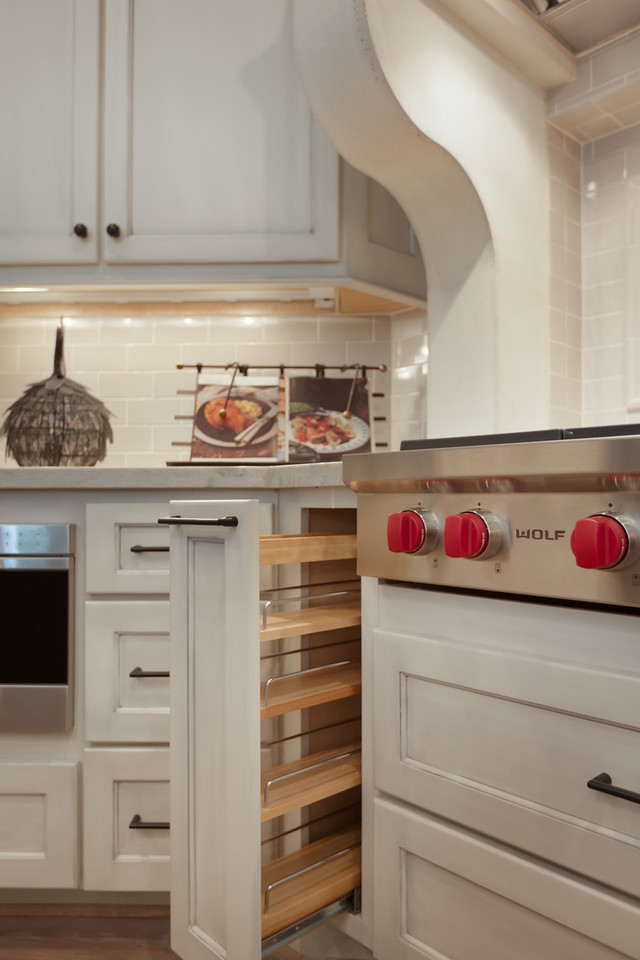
<box><xmin>0</xmin><ymin>462</ymin><xmax>347</xmax><ymax>491</ymax></box>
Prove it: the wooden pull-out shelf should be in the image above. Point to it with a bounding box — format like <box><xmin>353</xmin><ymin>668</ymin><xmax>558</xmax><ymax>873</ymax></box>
<box><xmin>260</xmin><ymin>598</ymin><xmax>361</xmax><ymax>643</ymax></box>
<box><xmin>261</xmin><ymin>742</ymin><xmax>361</xmax><ymax>822</ymax></box>
<box><xmin>259</xmin><ymin>533</ymin><xmax>357</xmax><ymax>567</ymax></box>
<box><xmin>261</xmin><ymin>826</ymin><xmax>361</xmax><ymax>940</ymax></box>
<box><xmin>260</xmin><ymin>662</ymin><xmax>361</xmax><ymax>719</ymax></box>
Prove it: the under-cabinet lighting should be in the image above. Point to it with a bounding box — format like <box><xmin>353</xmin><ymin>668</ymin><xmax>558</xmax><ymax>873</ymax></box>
<box><xmin>183</xmin><ymin>317</ymin><xmax>193</xmax><ymax>325</ymax></box>
<box><xmin>0</xmin><ymin>286</ymin><xmax>49</xmax><ymax>293</ymax></box>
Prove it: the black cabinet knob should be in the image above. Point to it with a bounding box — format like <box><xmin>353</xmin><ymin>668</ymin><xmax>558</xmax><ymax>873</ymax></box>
<box><xmin>106</xmin><ymin>223</ymin><xmax>121</xmax><ymax>238</ymax></box>
<box><xmin>73</xmin><ymin>223</ymin><xmax>88</xmax><ymax>238</ymax></box>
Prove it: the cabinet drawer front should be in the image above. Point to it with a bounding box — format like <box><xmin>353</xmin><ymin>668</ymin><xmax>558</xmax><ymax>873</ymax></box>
<box><xmin>0</xmin><ymin>763</ymin><xmax>77</xmax><ymax>888</ymax></box>
<box><xmin>85</xmin><ymin>503</ymin><xmax>170</xmax><ymax>594</ymax></box>
<box><xmin>83</xmin><ymin>748</ymin><xmax>169</xmax><ymax>891</ymax></box>
<box><xmin>85</xmin><ymin>601</ymin><xmax>170</xmax><ymax>743</ymax></box>
<box><xmin>372</xmin><ymin>586</ymin><xmax>640</xmax><ymax>897</ymax></box>
<box><xmin>374</xmin><ymin>798</ymin><xmax>640</xmax><ymax>960</ymax></box>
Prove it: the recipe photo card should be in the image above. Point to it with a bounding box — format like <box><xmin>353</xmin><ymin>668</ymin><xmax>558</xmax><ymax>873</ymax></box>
<box><xmin>190</xmin><ymin>374</ymin><xmax>282</xmax><ymax>462</ymax></box>
<box><xmin>284</xmin><ymin>376</ymin><xmax>373</xmax><ymax>463</ymax></box>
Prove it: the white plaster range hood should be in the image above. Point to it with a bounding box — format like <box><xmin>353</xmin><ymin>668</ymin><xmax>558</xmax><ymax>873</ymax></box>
<box><xmin>293</xmin><ymin>0</ymin><xmax>576</xmax><ymax>438</ymax></box>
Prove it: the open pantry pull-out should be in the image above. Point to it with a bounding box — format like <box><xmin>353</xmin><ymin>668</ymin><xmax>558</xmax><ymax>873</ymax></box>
<box><xmin>259</xmin><ymin>529</ymin><xmax>362</xmax><ymax>954</ymax></box>
<box><xmin>166</xmin><ymin>501</ymin><xmax>362</xmax><ymax>960</ymax></box>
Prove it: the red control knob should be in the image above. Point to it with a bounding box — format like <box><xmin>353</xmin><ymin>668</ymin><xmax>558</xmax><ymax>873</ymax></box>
<box><xmin>570</xmin><ymin>515</ymin><xmax>629</xmax><ymax>569</ymax></box>
<box><xmin>387</xmin><ymin>511</ymin><xmax>427</xmax><ymax>554</ymax></box>
<box><xmin>444</xmin><ymin>512</ymin><xmax>489</xmax><ymax>558</ymax></box>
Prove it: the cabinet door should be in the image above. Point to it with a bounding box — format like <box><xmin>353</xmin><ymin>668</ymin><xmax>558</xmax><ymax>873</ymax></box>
<box><xmin>168</xmin><ymin>500</ymin><xmax>262</xmax><ymax>960</ymax></box>
<box><xmin>374</xmin><ymin>797</ymin><xmax>640</xmax><ymax>960</ymax></box>
<box><xmin>0</xmin><ymin>0</ymin><xmax>99</xmax><ymax>264</ymax></box>
<box><xmin>0</xmin><ymin>762</ymin><xmax>78</xmax><ymax>888</ymax></box>
<box><xmin>103</xmin><ymin>0</ymin><xmax>339</xmax><ymax>264</ymax></box>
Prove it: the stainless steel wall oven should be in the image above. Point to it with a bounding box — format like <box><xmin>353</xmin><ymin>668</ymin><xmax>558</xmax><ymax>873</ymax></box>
<box><xmin>0</xmin><ymin>524</ymin><xmax>75</xmax><ymax>731</ymax></box>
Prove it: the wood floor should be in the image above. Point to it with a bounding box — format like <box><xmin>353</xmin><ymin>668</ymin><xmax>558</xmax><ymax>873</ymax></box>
<box><xmin>0</xmin><ymin>907</ymin><xmax>319</xmax><ymax>960</ymax></box>
<box><xmin>0</xmin><ymin>906</ymin><xmax>180</xmax><ymax>960</ymax></box>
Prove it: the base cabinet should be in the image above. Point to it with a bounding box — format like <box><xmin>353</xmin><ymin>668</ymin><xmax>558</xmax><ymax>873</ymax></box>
<box><xmin>368</xmin><ymin>583</ymin><xmax>640</xmax><ymax>960</ymax></box>
<box><xmin>0</xmin><ymin>762</ymin><xmax>77</xmax><ymax>888</ymax></box>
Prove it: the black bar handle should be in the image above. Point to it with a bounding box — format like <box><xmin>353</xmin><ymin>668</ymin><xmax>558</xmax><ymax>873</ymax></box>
<box><xmin>157</xmin><ymin>516</ymin><xmax>238</xmax><ymax>527</ymax></box>
<box><xmin>587</xmin><ymin>772</ymin><xmax>640</xmax><ymax>805</ymax></box>
<box><xmin>130</xmin><ymin>544</ymin><xmax>170</xmax><ymax>553</ymax></box>
<box><xmin>129</xmin><ymin>814</ymin><xmax>170</xmax><ymax>830</ymax></box>
<box><xmin>129</xmin><ymin>666</ymin><xmax>170</xmax><ymax>679</ymax></box>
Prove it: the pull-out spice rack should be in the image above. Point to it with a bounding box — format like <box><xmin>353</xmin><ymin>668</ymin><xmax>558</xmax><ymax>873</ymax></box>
<box><xmin>258</xmin><ymin>531</ymin><xmax>362</xmax><ymax>951</ymax></box>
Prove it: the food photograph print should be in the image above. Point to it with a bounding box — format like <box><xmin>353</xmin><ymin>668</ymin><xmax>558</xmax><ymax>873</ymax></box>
<box><xmin>284</xmin><ymin>375</ymin><xmax>373</xmax><ymax>463</ymax></box>
<box><xmin>190</xmin><ymin>375</ymin><xmax>281</xmax><ymax>462</ymax></box>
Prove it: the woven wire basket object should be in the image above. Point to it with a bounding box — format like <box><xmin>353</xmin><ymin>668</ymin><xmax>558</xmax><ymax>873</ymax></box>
<box><xmin>0</xmin><ymin>324</ymin><xmax>113</xmax><ymax>466</ymax></box>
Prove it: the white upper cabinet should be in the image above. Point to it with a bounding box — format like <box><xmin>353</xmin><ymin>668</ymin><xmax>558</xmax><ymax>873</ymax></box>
<box><xmin>0</xmin><ymin>0</ymin><xmax>99</xmax><ymax>264</ymax></box>
<box><xmin>0</xmin><ymin>0</ymin><xmax>338</xmax><ymax>270</ymax></box>
<box><xmin>0</xmin><ymin>0</ymin><xmax>424</xmax><ymax>302</ymax></box>
<box><xmin>102</xmin><ymin>0</ymin><xmax>339</xmax><ymax>264</ymax></box>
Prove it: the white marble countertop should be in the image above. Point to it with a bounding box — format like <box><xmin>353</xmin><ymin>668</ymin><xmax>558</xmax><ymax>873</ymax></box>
<box><xmin>0</xmin><ymin>461</ymin><xmax>347</xmax><ymax>490</ymax></box>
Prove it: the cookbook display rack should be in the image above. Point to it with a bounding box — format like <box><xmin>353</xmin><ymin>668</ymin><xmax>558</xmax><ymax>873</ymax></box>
<box><xmin>168</xmin><ymin>360</ymin><xmax>389</xmax><ymax>462</ymax></box>
<box><xmin>258</xmin><ymin>529</ymin><xmax>362</xmax><ymax>950</ymax></box>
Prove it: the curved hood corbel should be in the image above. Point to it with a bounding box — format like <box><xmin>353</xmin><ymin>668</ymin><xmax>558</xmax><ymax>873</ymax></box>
<box><xmin>293</xmin><ymin>0</ymin><xmax>573</xmax><ymax>437</ymax></box>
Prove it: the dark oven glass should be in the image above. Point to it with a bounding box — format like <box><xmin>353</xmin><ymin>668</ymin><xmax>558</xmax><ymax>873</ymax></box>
<box><xmin>0</xmin><ymin>568</ymin><xmax>69</xmax><ymax>684</ymax></box>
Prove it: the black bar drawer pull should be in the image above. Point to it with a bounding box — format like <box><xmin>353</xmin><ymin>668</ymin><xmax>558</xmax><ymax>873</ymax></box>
<box><xmin>129</xmin><ymin>814</ymin><xmax>170</xmax><ymax>830</ymax></box>
<box><xmin>157</xmin><ymin>515</ymin><xmax>238</xmax><ymax>527</ymax></box>
<box><xmin>130</xmin><ymin>544</ymin><xmax>170</xmax><ymax>553</ymax></box>
<box><xmin>587</xmin><ymin>772</ymin><xmax>640</xmax><ymax>805</ymax></box>
<box><xmin>129</xmin><ymin>666</ymin><xmax>170</xmax><ymax>679</ymax></box>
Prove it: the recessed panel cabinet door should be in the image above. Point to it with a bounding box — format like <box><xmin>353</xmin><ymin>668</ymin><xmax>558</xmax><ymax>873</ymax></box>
<box><xmin>168</xmin><ymin>500</ymin><xmax>262</xmax><ymax>960</ymax></box>
<box><xmin>0</xmin><ymin>0</ymin><xmax>99</xmax><ymax>264</ymax></box>
<box><xmin>103</xmin><ymin>0</ymin><xmax>339</xmax><ymax>264</ymax></box>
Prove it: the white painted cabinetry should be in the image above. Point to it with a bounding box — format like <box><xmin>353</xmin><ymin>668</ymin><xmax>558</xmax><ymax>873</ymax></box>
<box><xmin>0</xmin><ymin>762</ymin><xmax>78</xmax><ymax>888</ymax></box>
<box><xmin>0</xmin><ymin>1</ymin><xmax>426</xmax><ymax>304</ymax></box>
<box><xmin>168</xmin><ymin>499</ymin><xmax>365</xmax><ymax>960</ymax></box>
<box><xmin>102</xmin><ymin>0</ymin><xmax>338</xmax><ymax>265</ymax></box>
<box><xmin>82</xmin><ymin>496</ymin><xmax>277</xmax><ymax>894</ymax></box>
<box><xmin>0</xmin><ymin>0</ymin><xmax>338</xmax><ymax>270</ymax></box>
<box><xmin>83</xmin><ymin>500</ymin><xmax>174</xmax><ymax>891</ymax></box>
<box><xmin>85</xmin><ymin>502</ymin><xmax>172</xmax><ymax>595</ymax></box>
<box><xmin>369</xmin><ymin>583</ymin><xmax>640</xmax><ymax>960</ymax></box>
<box><xmin>82</xmin><ymin>747</ymin><xmax>170</xmax><ymax>892</ymax></box>
<box><xmin>0</xmin><ymin>0</ymin><xmax>100</xmax><ymax>264</ymax></box>
<box><xmin>84</xmin><ymin>601</ymin><xmax>170</xmax><ymax>744</ymax></box>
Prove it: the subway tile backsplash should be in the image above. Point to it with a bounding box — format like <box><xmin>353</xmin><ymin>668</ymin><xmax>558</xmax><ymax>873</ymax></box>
<box><xmin>547</xmin><ymin>122</ymin><xmax>582</xmax><ymax>428</ymax></box>
<box><xmin>0</xmin><ymin>307</ymin><xmax>425</xmax><ymax>468</ymax></box>
<box><xmin>581</xmin><ymin>122</ymin><xmax>640</xmax><ymax>425</ymax></box>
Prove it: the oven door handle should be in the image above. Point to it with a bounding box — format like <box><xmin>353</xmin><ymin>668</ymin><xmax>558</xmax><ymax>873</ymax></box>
<box><xmin>587</xmin><ymin>772</ymin><xmax>640</xmax><ymax>805</ymax></box>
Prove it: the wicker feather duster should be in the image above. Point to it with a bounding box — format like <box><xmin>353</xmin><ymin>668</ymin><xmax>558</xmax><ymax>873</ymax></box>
<box><xmin>1</xmin><ymin>324</ymin><xmax>113</xmax><ymax>466</ymax></box>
